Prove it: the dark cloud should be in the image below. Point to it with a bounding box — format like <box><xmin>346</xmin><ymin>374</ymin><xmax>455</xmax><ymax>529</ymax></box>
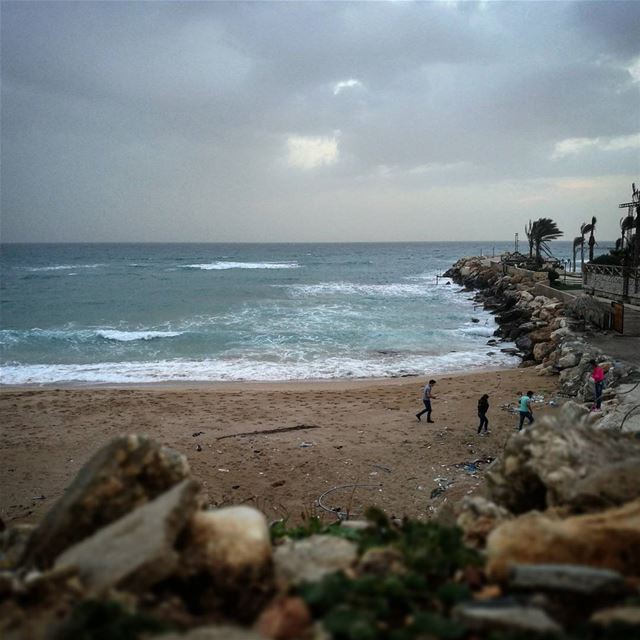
<box><xmin>1</xmin><ymin>1</ymin><xmax>638</xmax><ymax>242</ymax></box>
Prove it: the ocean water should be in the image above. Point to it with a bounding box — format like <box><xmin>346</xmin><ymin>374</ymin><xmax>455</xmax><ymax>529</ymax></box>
<box><xmin>0</xmin><ymin>241</ymin><xmax>585</xmax><ymax>385</ymax></box>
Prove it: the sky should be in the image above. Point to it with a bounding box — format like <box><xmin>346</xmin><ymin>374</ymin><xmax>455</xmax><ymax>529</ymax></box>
<box><xmin>1</xmin><ymin>1</ymin><xmax>639</xmax><ymax>243</ymax></box>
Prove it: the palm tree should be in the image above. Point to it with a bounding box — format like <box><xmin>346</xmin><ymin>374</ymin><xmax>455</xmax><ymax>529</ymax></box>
<box><xmin>620</xmin><ymin>215</ymin><xmax>634</xmax><ymax>250</ymax></box>
<box><xmin>524</xmin><ymin>220</ymin><xmax>534</xmax><ymax>258</ymax></box>
<box><xmin>531</xmin><ymin>218</ymin><xmax>563</xmax><ymax>263</ymax></box>
<box><xmin>579</xmin><ymin>222</ymin><xmax>591</xmax><ymax>271</ymax></box>
<box><xmin>572</xmin><ymin>236</ymin><xmax>583</xmax><ymax>273</ymax></box>
<box><xmin>587</xmin><ymin>216</ymin><xmax>597</xmax><ymax>262</ymax></box>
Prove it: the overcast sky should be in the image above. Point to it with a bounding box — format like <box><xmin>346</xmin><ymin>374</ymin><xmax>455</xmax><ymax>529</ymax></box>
<box><xmin>2</xmin><ymin>1</ymin><xmax>639</xmax><ymax>243</ymax></box>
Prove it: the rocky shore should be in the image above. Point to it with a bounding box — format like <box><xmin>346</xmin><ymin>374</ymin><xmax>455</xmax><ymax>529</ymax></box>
<box><xmin>2</xmin><ymin>255</ymin><xmax>639</xmax><ymax>640</ymax></box>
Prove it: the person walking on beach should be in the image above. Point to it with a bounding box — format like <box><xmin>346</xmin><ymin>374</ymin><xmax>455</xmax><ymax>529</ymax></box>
<box><xmin>416</xmin><ymin>379</ymin><xmax>436</xmax><ymax>423</ymax></box>
<box><xmin>477</xmin><ymin>394</ymin><xmax>489</xmax><ymax>435</ymax></box>
<box><xmin>589</xmin><ymin>359</ymin><xmax>605</xmax><ymax>411</ymax></box>
<box><xmin>517</xmin><ymin>390</ymin><xmax>534</xmax><ymax>430</ymax></box>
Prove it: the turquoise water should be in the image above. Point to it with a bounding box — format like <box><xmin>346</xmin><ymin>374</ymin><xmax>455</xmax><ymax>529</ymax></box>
<box><xmin>0</xmin><ymin>242</ymin><xmax>579</xmax><ymax>384</ymax></box>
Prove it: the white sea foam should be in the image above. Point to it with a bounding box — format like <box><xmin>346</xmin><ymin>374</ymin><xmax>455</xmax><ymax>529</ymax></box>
<box><xmin>26</xmin><ymin>264</ymin><xmax>105</xmax><ymax>272</ymax></box>
<box><xmin>0</xmin><ymin>349</ymin><xmax>518</xmax><ymax>385</ymax></box>
<box><xmin>182</xmin><ymin>261</ymin><xmax>300</xmax><ymax>270</ymax></box>
<box><xmin>96</xmin><ymin>330</ymin><xmax>183</xmax><ymax>342</ymax></box>
<box><xmin>285</xmin><ymin>282</ymin><xmax>434</xmax><ymax>297</ymax></box>
<box><xmin>0</xmin><ymin>328</ymin><xmax>184</xmax><ymax>345</ymax></box>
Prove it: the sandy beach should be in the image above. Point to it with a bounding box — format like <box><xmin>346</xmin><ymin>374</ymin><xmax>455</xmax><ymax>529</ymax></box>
<box><xmin>0</xmin><ymin>367</ymin><xmax>558</xmax><ymax>527</ymax></box>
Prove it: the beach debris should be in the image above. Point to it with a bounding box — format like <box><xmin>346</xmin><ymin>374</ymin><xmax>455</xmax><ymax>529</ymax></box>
<box><xmin>316</xmin><ymin>484</ymin><xmax>382</xmax><ymax>519</ymax></box>
<box><xmin>195</xmin><ymin>444</ymin><xmax>202</xmax><ymax>452</ymax></box>
<box><xmin>299</xmin><ymin>442</ymin><xmax>313</xmax><ymax>448</ymax></box>
<box><xmin>21</xmin><ymin>435</ymin><xmax>189</xmax><ymax>569</ymax></box>
<box><xmin>271</xmin><ymin>480</ymin><xmax>285</xmax><ymax>488</ymax></box>
<box><xmin>371</xmin><ymin>464</ymin><xmax>392</xmax><ymax>473</ymax></box>
<box><xmin>217</xmin><ymin>424</ymin><xmax>320</xmax><ymax>441</ymax></box>
<box><xmin>217</xmin><ymin>468</ymin><xmax>230</xmax><ymax>473</ymax></box>
<box><xmin>192</xmin><ymin>431</ymin><xmax>204</xmax><ymax>437</ymax></box>
<box><xmin>32</xmin><ymin>495</ymin><xmax>46</xmax><ymax>501</ymax></box>
<box><xmin>430</xmin><ymin>477</ymin><xmax>455</xmax><ymax>499</ymax></box>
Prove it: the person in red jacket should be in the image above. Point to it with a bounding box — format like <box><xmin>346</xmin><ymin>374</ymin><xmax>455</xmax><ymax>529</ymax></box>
<box><xmin>589</xmin><ymin>359</ymin><xmax>605</xmax><ymax>410</ymax></box>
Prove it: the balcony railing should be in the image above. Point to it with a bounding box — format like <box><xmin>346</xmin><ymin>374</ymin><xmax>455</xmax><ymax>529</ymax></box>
<box><xmin>583</xmin><ymin>264</ymin><xmax>640</xmax><ymax>297</ymax></box>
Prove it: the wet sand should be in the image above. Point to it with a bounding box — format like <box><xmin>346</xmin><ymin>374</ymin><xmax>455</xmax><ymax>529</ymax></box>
<box><xmin>0</xmin><ymin>368</ymin><xmax>558</xmax><ymax>526</ymax></box>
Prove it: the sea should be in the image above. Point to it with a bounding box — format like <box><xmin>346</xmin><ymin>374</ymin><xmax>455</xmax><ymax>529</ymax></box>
<box><xmin>0</xmin><ymin>241</ymin><xmax>598</xmax><ymax>386</ymax></box>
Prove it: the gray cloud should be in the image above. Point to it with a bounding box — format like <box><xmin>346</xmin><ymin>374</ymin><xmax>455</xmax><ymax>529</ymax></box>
<box><xmin>2</xmin><ymin>0</ymin><xmax>638</xmax><ymax>243</ymax></box>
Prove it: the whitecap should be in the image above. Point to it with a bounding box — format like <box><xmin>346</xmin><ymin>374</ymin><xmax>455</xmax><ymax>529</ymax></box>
<box><xmin>182</xmin><ymin>261</ymin><xmax>300</xmax><ymax>270</ymax></box>
<box><xmin>95</xmin><ymin>330</ymin><xmax>184</xmax><ymax>342</ymax></box>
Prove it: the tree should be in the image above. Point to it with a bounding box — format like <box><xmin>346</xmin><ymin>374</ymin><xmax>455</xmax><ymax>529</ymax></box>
<box><xmin>587</xmin><ymin>216</ymin><xmax>597</xmax><ymax>262</ymax></box>
<box><xmin>572</xmin><ymin>236</ymin><xmax>583</xmax><ymax>273</ymax></box>
<box><xmin>579</xmin><ymin>222</ymin><xmax>592</xmax><ymax>271</ymax></box>
<box><xmin>524</xmin><ymin>220</ymin><xmax>534</xmax><ymax>258</ymax></box>
<box><xmin>530</xmin><ymin>218</ymin><xmax>563</xmax><ymax>263</ymax></box>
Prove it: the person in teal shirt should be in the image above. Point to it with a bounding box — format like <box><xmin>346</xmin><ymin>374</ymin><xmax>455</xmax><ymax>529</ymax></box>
<box><xmin>518</xmin><ymin>391</ymin><xmax>534</xmax><ymax>430</ymax></box>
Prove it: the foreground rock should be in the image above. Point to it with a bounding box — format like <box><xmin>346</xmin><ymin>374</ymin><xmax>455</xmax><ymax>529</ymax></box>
<box><xmin>22</xmin><ymin>435</ymin><xmax>190</xmax><ymax>568</ymax></box>
<box><xmin>55</xmin><ymin>479</ymin><xmax>200</xmax><ymax>593</ymax></box>
<box><xmin>485</xmin><ymin>498</ymin><xmax>640</xmax><ymax>581</ymax></box>
<box><xmin>485</xmin><ymin>403</ymin><xmax>640</xmax><ymax>513</ymax></box>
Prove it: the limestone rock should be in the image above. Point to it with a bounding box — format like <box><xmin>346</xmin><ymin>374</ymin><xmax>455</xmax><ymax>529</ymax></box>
<box><xmin>255</xmin><ymin>596</ymin><xmax>312</xmax><ymax>640</ymax></box>
<box><xmin>485</xmin><ymin>499</ymin><xmax>640</xmax><ymax>581</ymax></box>
<box><xmin>533</xmin><ymin>341</ymin><xmax>554</xmax><ymax>362</ymax></box>
<box><xmin>153</xmin><ymin>626</ymin><xmax>264</xmax><ymax>640</ymax></box>
<box><xmin>273</xmin><ymin>535</ymin><xmax>357</xmax><ymax>588</ymax></box>
<box><xmin>55</xmin><ymin>479</ymin><xmax>200</xmax><ymax>593</ymax></box>
<box><xmin>557</xmin><ymin>352</ymin><xmax>580</xmax><ymax>369</ymax></box>
<box><xmin>357</xmin><ymin>547</ymin><xmax>404</xmax><ymax>575</ymax></box>
<box><xmin>508</xmin><ymin>564</ymin><xmax>626</xmax><ymax>595</ymax></box>
<box><xmin>0</xmin><ymin>525</ymin><xmax>35</xmax><ymax>570</ymax></box>
<box><xmin>182</xmin><ymin>506</ymin><xmax>272</xmax><ymax>582</ymax></box>
<box><xmin>591</xmin><ymin>606</ymin><xmax>640</xmax><ymax>627</ymax></box>
<box><xmin>23</xmin><ymin>435</ymin><xmax>190</xmax><ymax>568</ymax></box>
<box><xmin>485</xmin><ymin>404</ymin><xmax>640</xmax><ymax>513</ymax></box>
<box><xmin>452</xmin><ymin>601</ymin><xmax>561</xmax><ymax>634</ymax></box>
<box><xmin>456</xmin><ymin>497</ymin><xmax>512</xmax><ymax>548</ymax></box>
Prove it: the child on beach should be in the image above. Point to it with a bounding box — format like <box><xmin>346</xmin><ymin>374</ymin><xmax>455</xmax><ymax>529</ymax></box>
<box><xmin>589</xmin><ymin>359</ymin><xmax>605</xmax><ymax>411</ymax></box>
<box><xmin>477</xmin><ymin>394</ymin><xmax>489</xmax><ymax>435</ymax></box>
<box><xmin>518</xmin><ymin>390</ymin><xmax>534</xmax><ymax>430</ymax></box>
<box><xmin>416</xmin><ymin>379</ymin><xmax>436</xmax><ymax>423</ymax></box>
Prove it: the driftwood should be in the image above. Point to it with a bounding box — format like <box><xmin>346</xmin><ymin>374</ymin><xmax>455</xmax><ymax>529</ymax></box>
<box><xmin>216</xmin><ymin>424</ymin><xmax>320</xmax><ymax>440</ymax></box>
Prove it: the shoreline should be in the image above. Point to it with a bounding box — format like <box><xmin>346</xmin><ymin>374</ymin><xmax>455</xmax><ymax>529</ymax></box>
<box><xmin>1</xmin><ymin>366</ymin><xmax>558</xmax><ymax>528</ymax></box>
<box><xmin>0</xmin><ymin>362</ymin><xmax>520</xmax><ymax>392</ymax></box>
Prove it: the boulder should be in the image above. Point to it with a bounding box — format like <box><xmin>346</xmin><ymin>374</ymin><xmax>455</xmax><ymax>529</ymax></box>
<box><xmin>557</xmin><ymin>352</ymin><xmax>580</xmax><ymax>369</ymax></box>
<box><xmin>485</xmin><ymin>403</ymin><xmax>640</xmax><ymax>513</ymax></box>
<box><xmin>55</xmin><ymin>479</ymin><xmax>200</xmax><ymax>593</ymax></box>
<box><xmin>508</xmin><ymin>564</ymin><xmax>627</xmax><ymax>596</ymax></box>
<box><xmin>153</xmin><ymin>626</ymin><xmax>264</xmax><ymax>640</ymax></box>
<box><xmin>515</xmin><ymin>335</ymin><xmax>532</xmax><ymax>353</ymax></box>
<box><xmin>452</xmin><ymin>601</ymin><xmax>561</xmax><ymax>634</ymax></box>
<box><xmin>486</xmin><ymin>499</ymin><xmax>640</xmax><ymax>581</ymax></box>
<box><xmin>533</xmin><ymin>341</ymin><xmax>554</xmax><ymax>362</ymax></box>
<box><xmin>255</xmin><ymin>597</ymin><xmax>312</xmax><ymax>640</ymax></box>
<box><xmin>23</xmin><ymin>435</ymin><xmax>190</xmax><ymax>568</ymax></box>
<box><xmin>456</xmin><ymin>497</ymin><xmax>513</xmax><ymax>548</ymax></box>
<box><xmin>273</xmin><ymin>535</ymin><xmax>357</xmax><ymax>588</ymax></box>
<box><xmin>181</xmin><ymin>506</ymin><xmax>272</xmax><ymax>584</ymax></box>
<box><xmin>591</xmin><ymin>606</ymin><xmax>640</xmax><ymax>628</ymax></box>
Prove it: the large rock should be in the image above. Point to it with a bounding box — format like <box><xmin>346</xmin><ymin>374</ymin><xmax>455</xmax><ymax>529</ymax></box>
<box><xmin>152</xmin><ymin>626</ymin><xmax>264</xmax><ymax>640</ymax></box>
<box><xmin>181</xmin><ymin>506</ymin><xmax>272</xmax><ymax>583</ymax></box>
<box><xmin>55</xmin><ymin>479</ymin><xmax>200</xmax><ymax>593</ymax></box>
<box><xmin>485</xmin><ymin>404</ymin><xmax>640</xmax><ymax>513</ymax></box>
<box><xmin>456</xmin><ymin>497</ymin><xmax>512</xmax><ymax>548</ymax></box>
<box><xmin>273</xmin><ymin>535</ymin><xmax>358</xmax><ymax>588</ymax></box>
<box><xmin>486</xmin><ymin>499</ymin><xmax>640</xmax><ymax>581</ymax></box>
<box><xmin>508</xmin><ymin>564</ymin><xmax>627</xmax><ymax>596</ymax></box>
<box><xmin>23</xmin><ymin>435</ymin><xmax>190</xmax><ymax>568</ymax></box>
<box><xmin>452</xmin><ymin>601</ymin><xmax>561</xmax><ymax>634</ymax></box>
